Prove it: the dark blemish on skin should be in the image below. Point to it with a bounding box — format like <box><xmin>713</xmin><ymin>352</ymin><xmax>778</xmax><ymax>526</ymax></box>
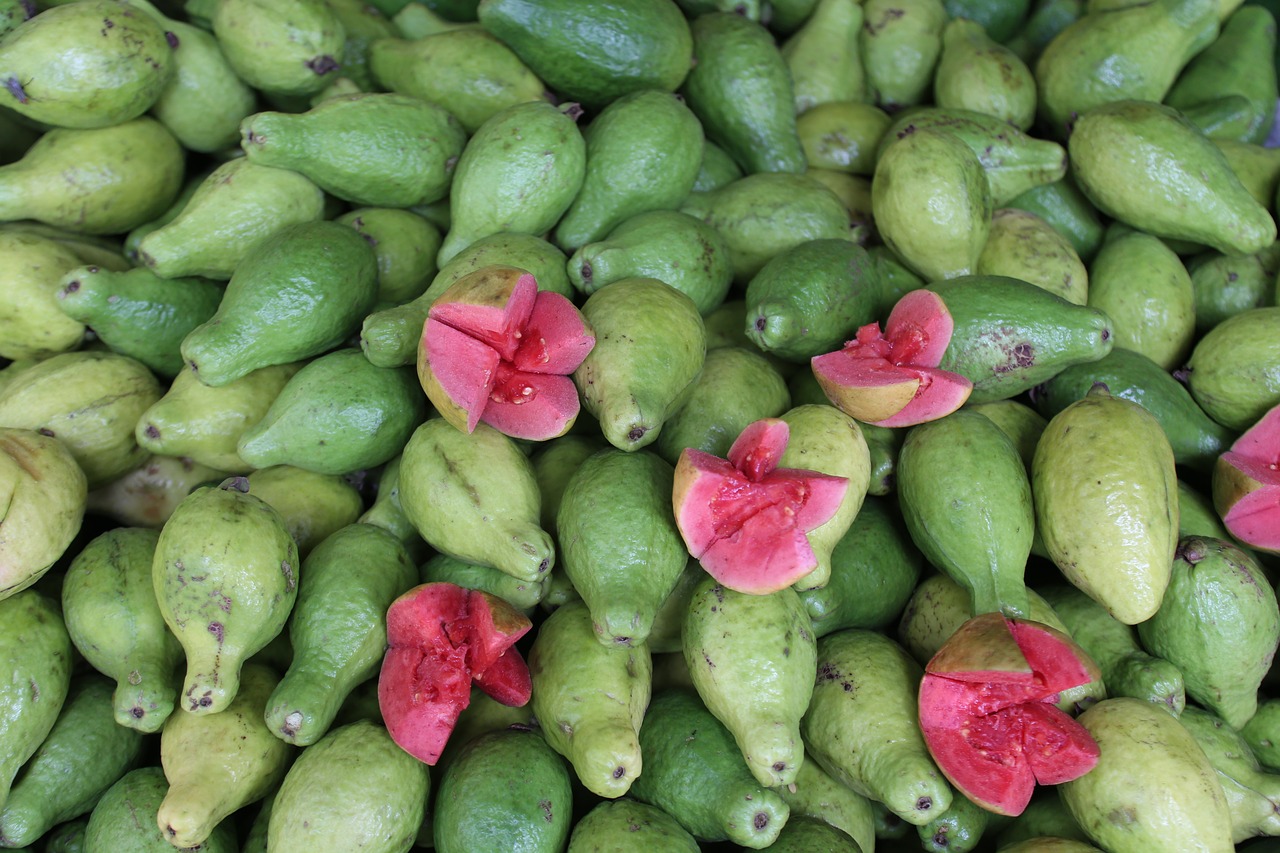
<box><xmin>917</xmin><ymin>796</ymin><xmax>933</xmax><ymax>811</ymax></box>
<box><xmin>612</xmin><ymin>766</ymin><xmax>626</xmax><ymax>779</ymax></box>
<box><xmin>131</xmin><ymin>706</ymin><xmax>145</xmax><ymax>719</ymax></box>
<box><xmin>628</xmin><ymin>427</ymin><xmax>647</xmax><ymax>443</ymax></box>
<box><xmin>538</xmin><ymin>557</ymin><xmax>550</xmax><ymax>575</ymax></box>
<box><xmin>540</xmin><ymin>800</ymin><xmax>553</xmax><ymax>822</ymax></box>
<box><xmin>37</xmin><ymin>428</ymin><xmax>54</xmax><ymax>437</ymax></box>
<box><xmin>5</xmin><ymin>77</ymin><xmax>28</xmax><ymax>104</ymax></box>
<box><xmin>1100</xmin><ymin>328</ymin><xmax>1110</xmax><ymax>342</ymax></box>
<box><xmin>245</xmin><ymin>130</ymin><xmax>266</xmax><ymax>146</ymax></box>
<box><xmin>562</xmin><ymin>103</ymin><xmax>584</xmax><ymax>122</ymax></box>
<box><xmin>28</xmin><ymin>680</ymin><xmax>38</xmax><ymax>702</ymax></box>
<box><xmin>144</xmin><ymin>423</ymin><xmax>160</xmax><ymax>439</ymax></box>
<box><xmin>62</xmin><ymin>280</ymin><xmax>81</xmax><ymax>294</ymax></box>
<box><xmin>772</xmin><ymin>761</ymin><xmax>786</xmax><ymax>773</ymax></box>
<box><xmin>934</xmin><ymin>829</ymin><xmax>950</xmax><ymax>846</ymax></box>
<box><xmin>713</xmin><ymin>585</ymin><xmax>725</xmax><ymax>603</ymax></box>
<box><xmin>281</xmin><ymin>560</ymin><xmax>296</xmax><ymax>592</ymax></box>
<box><xmin>1012</xmin><ymin>342</ymin><xmax>1034</xmax><ymax>368</ymax></box>
<box><xmin>306</xmin><ymin>55</ymin><xmax>340</xmax><ymax>76</ymax></box>
<box><xmin>208</xmin><ymin>621</ymin><xmax>224</xmax><ymax>643</ymax></box>
<box><xmin>165</xmin><ymin>31</ymin><xmax>179</xmax><ymax>48</ymax></box>
<box><xmin>579</xmin><ymin>262</ymin><xmax>592</xmax><ymax>284</ymax></box>
<box><xmin>223</xmin><ymin>476</ymin><xmax>250</xmax><ymax>493</ymax></box>
<box><xmin>755</xmin><ymin>316</ymin><xmax>767</xmax><ymax>332</ymax></box>
<box><xmin>753</xmin><ymin>813</ymin><xmax>769</xmax><ymax>830</ymax></box>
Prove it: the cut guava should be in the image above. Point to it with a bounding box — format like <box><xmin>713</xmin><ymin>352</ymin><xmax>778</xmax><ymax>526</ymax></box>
<box><xmin>811</xmin><ymin>289</ymin><xmax>972</xmax><ymax>428</ymax></box>
<box><xmin>418</xmin><ymin>264</ymin><xmax>595</xmax><ymax>441</ymax></box>
<box><xmin>672</xmin><ymin>418</ymin><xmax>850</xmax><ymax>594</ymax></box>
<box><xmin>378</xmin><ymin>582</ymin><xmax>533</xmax><ymax>766</ymax></box>
<box><xmin>1213</xmin><ymin>402</ymin><xmax>1280</xmax><ymax>554</ymax></box>
<box><xmin>918</xmin><ymin>612</ymin><xmax>1101</xmax><ymax>816</ymax></box>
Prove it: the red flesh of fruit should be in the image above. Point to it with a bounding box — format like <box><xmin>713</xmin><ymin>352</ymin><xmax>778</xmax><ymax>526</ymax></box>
<box><xmin>1216</xmin><ymin>403</ymin><xmax>1280</xmax><ymax>553</ymax></box>
<box><xmin>378</xmin><ymin>582</ymin><xmax>533</xmax><ymax>766</ymax></box>
<box><xmin>420</xmin><ymin>267</ymin><xmax>595</xmax><ymax>441</ymax></box>
<box><xmin>811</xmin><ymin>289</ymin><xmax>973</xmax><ymax>428</ymax></box>
<box><xmin>918</xmin><ymin>612</ymin><xmax>1101</xmax><ymax>816</ymax></box>
<box><xmin>672</xmin><ymin>418</ymin><xmax>850</xmax><ymax>594</ymax></box>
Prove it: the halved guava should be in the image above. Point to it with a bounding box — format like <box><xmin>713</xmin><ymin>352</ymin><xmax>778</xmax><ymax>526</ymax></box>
<box><xmin>378</xmin><ymin>582</ymin><xmax>533</xmax><ymax>766</ymax></box>
<box><xmin>418</xmin><ymin>264</ymin><xmax>595</xmax><ymax>441</ymax></box>
<box><xmin>1213</xmin><ymin>403</ymin><xmax>1280</xmax><ymax>554</ymax></box>
<box><xmin>811</xmin><ymin>289</ymin><xmax>972</xmax><ymax>428</ymax></box>
<box><xmin>672</xmin><ymin>418</ymin><xmax>850</xmax><ymax>594</ymax></box>
<box><xmin>918</xmin><ymin>612</ymin><xmax>1101</xmax><ymax>816</ymax></box>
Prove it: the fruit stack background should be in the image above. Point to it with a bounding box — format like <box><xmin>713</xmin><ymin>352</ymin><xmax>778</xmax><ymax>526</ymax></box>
<box><xmin>1</xmin><ymin>0</ymin><xmax>1280</xmax><ymax>851</ymax></box>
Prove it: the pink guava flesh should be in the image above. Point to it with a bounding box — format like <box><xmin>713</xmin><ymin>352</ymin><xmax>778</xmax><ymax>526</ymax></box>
<box><xmin>378</xmin><ymin>583</ymin><xmax>533</xmax><ymax>765</ymax></box>
<box><xmin>420</xmin><ymin>268</ymin><xmax>595</xmax><ymax>441</ymax></box>
<box><xmin>1216</xmin><ymin>404</ymin><xmax>1280</xmax><ymax>552</ymax></box>
<box><xmin>810</xmin><ymin>289</ymin><xmax>972</xmax><ymax>428</ymax></box>
<box><xmin>918</xmin><ymin>613</ymin><xmax>1101</xmax><ymax>816</ymax></box>
<box><xmin>673</xmin><ymin>418</ymin><xmax>850</xmax><ymax>594</ymax></box>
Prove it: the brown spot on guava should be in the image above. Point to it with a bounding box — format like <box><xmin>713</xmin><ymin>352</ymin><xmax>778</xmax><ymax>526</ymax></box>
<box><xmin>131</xmin><ymin>706</ymin><xmax>145</xmax><ymax>719</ymax></box>
<box><xmin>540</xmin><ymin>800</ymin><xmax>554</xmax><ymax>822</ymax></box>
<box><xmin>305</xmin><ymin>55</ymin><xmax>340</xmax><ymax>75</ymax></box>
<box><xmin>612</xmin><ymin>766</ymin><xmax>626</xmax><ymax>779</ymax></box>
<box><xmin>208</xmin><ymin>621</ymin><xmax>224</xmax><ymax>643</ymax></box>
<box><xmin>916</xmin><ymin>796</ymin><xmax>933</xmax><ymax>811</ymax></box>
<box><xmin>753</xmin><ymin>812</ymin><xmax>769</xmax><ymax>830</ymax></box>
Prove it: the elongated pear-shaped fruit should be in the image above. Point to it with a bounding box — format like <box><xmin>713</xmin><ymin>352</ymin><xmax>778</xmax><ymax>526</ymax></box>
<box><xmin>268</xmin><ymin>721</ymin><xmax>429</xmax><ymax>853</ymax></box>
<box><xmin>0</xmin><ymin>674</ymin><xmax>144</xmax><ymax>848</ymax></box>
<box><xmin>1069</xmin><ymin>99</ymin><xmax>1276</xmax><ymax>256</ymax></box>
<box><xmin>0</xmin><ymin>230</ymin><xmax>86</xmax><ymax>361</ymax></box>
<box><xmin>240</xmin><ymin>93</ymin><xmax>467</xmax><ymax>207</ymax></box>
<box><xmin>573</xmin><ymin>277</ymin><xmax>707</xmax><ymax>451</ymax></box>
<box><xmin>897</xmin><ymin>409</ymin><xmax>1034</xmax><ymax>618</ymax></box>
<box><xmin>265</xmin><ymin>523</ymin><xmax>416</xmax><ymax>746</ymax></box>
<box><xmin>0</xmin><ymin>0</ymin><xmax>175</xmax><ymax>129</ymax></box>
<box><xmin>136</xmin><ymin>158</ymin><xmax>326</xmax><ymax>281</ymax></box>
<box><xmin>61</xmin><ymin>528</ymin><xmax>183</xmax><ymax>732</ymax></box>
<box><xmin>398</xmin><ymin>418</ymin><xmax>553</xmax><ymax>584</ymax></box>
<box><xmin>0</xmin><ymin>428</ymin><xmax>86</xmax><ymax>601</ymax></box>
<box><xmin>157</xmin><ymin>663</ymin><xmax>291</xmax><ymax>848</ymax></box>
<box><xmin>1059</xmin><ymin>698</ymin><xmax>1234</xmax><ymax>853</ymax></box>
<box><xmin>558</xmin><ymin>448</ymin><xmax>688</xmax><ymax>646</ymax></box>
<box><xmin>0</xmin><ymin>590</ymin><xmax>73</xmax><ymax>811</ymax></box>
<box><xmin>85</xmin><ymin>766</ymin><xmax>237</xmax><ymax>853</ymax></box>
<box><xmin>1137</xmin><ymin>536</ymin><xmax>1279</xmax><ymax>729</ymax></box>
<box><xmin>529</xmin><ymin>600</ymin><xmax>651</xmax><ymax>798</ymax></box>
<box><xmin>238</xmin><ymin>348</ymin><xmax>427</xmax><ymax>476</ymax></box>
<box><xmin>683</xmin><ymin>576</ymin><xmax>817</xmax><ymax>787</ymax></box>
<box><xmin>437</xmin><ymin>100</ymin><xmax>586</xmax><ymax>266</ymax></box>
<box><xmin>180</xmin><ymin>221</ymin><xmax>378</xmax><ymax>387</ymax></box>
<box><xmin>0</xmin><ymin>118</ymin><xmax>184</xmax><ymax>236</ymax></box>
<box><xmin>873</xmin><ymin>127</ymin><xmax>993</xmax><ymax>282</ymax></box>
<box><xmin>153</xmin><ymin>477</ymin><xmax>300</xmax><ymax>715</ymax></box>
<box><xmin>631</xmin><ymin>689</ymin><xmax>791</xmax><ymax>848</ymax></box>
<box><xmin>801</xmin><ymin>629</ymin><xmax>952</xmax><ymax>825</ymax></box>
<box><xmin>0</xmin><ymin>349</ymin><xmax>162</xmax><ymax>489</ymax></box>
<box><xmin>1036</xmin><ymin>0</ymin><xmax>1217</xmax><ymax>126</ymax></box>
<box><xmin>1033</xmin><ymin>386</ymin><xmax>1178</xmax><ymax>625</ymax></box>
